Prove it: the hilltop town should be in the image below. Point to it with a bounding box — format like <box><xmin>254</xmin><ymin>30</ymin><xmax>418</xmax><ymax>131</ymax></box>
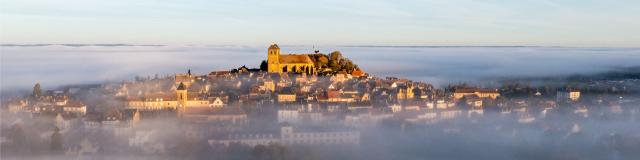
<box><xmin>2</xmin><ymin>44</ymin><xmax>639</xmax><ymax>159</ymax></box>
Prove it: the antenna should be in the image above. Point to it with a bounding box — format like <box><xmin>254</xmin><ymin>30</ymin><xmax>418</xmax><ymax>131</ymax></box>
<box><xmin>313</xmin><ymin>45</ymin><xmax>319</xmax><ymax>53</ymax></box>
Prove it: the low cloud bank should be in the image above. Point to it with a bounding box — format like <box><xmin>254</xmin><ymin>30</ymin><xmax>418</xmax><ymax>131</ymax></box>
<box><xmin>2</xmin><ymin>45</ymin><xmax>639</xmax><ymax>91</ymax></box>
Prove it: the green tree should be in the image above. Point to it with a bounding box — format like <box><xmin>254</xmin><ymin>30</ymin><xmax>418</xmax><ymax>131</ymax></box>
<box><xmin>329</xmin><ymin>51</ymin><xmax>342</xmax><ymax>61</ymax></box>
<box><xmin>260</xmin><ymin>60</ymin><xmax>268</xmax><ymax>71</ymax></box>
<box><xmin>342</xmin><ymin>59</ymin><xmax>355</xmax><ymax>72</ymax></box>
<box><xmin>315</xmin><ymin>55</ymin><xmax>329</xmax><ymax>68</ymax></box>
<box><xmin>33</xmin><ymin>83</ymin><xmax>42</xmax><ymax>98</ymax></box>
<box><xmin>329</xmin><ymin>61</ymin><xmax>341</xmax><ymax>72</ymax></box>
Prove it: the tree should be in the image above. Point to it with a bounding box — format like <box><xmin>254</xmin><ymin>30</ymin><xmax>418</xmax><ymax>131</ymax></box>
<box><xmin>33</xmin><ymin>83</ymin><xmax>41</xmax><ymax>98</ymax></box>
<box><xmin>316</xmin><ymin>54</ymin><xmax>329</xmax><ymax>68</ymax></box>
<box><xmin>342</xmin><ymin>59</ymin><xmax>356</xmax><ymax>72</ymax></box>
<box><xmin>260</xmin><ymin>60</ymin><xmax>268</xmax><ymax>71</ymax></box>
<box><xmin>308</xmin><ymin>54</ymin><xmax>329</xmax><ymax>70</ymax></box>
<box><xmin>50</xmin><ymin>127</ymin><xmax>63</xmax><ymax>152</ymax></box>
<box><xmin>329</xmin><ymin>51</ymin><xmax>342</xmax><ymax>61</ymax></box>
<box><xmin>329</xmin><ymin>61</ymin><xmax>341</xmax><ymax>72</ymax></box>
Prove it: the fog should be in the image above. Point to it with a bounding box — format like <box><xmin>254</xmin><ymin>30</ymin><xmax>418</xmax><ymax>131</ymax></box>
<box><xmin>2</xmin><ymin>45</ymin><xmax>639</xmax><ymax>91</ymax></box>
<box><xmin>2</xmin><ymin>101</ymin><xmax>640</xmax><ymax>160</ymax></box>
<box><xmin>1</xmin><ymin>44</ymin><xmax>640</xmax><ymax>160</ymax></box>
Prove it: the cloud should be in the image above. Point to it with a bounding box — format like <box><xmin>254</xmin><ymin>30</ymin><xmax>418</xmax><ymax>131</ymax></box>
<box><xmin>2</xmin><ymin>45</ymin><xmax>639</xmax><ymax>91</ymax></box>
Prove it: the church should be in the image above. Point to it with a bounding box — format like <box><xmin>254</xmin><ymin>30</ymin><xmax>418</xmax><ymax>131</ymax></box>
<box><xmin>125</xmin><ymin>82</ymin><xmax>211</xmax><ymax>111</ymax></box>
<box><xmin>267</xmin><ymin>44</ymin><xmax>317</xmax><ymax>74</ymax></box>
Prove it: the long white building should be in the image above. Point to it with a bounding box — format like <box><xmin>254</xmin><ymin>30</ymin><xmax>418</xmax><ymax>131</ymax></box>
<box><xmin>209</xmin><ymin>124</ymin><xmax>360</xmax><ymax>147</ymax></box>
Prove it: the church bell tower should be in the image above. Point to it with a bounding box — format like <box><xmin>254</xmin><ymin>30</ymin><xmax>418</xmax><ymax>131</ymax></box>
<box><xmin>176</xmin><ymin>82</ymin><xmax>188</xmax><ymax>116</ymax></box>
<box><xmin>267</xmin><ymin>44</ymin><xmax>281</xmax><ymax>73</ymax></box>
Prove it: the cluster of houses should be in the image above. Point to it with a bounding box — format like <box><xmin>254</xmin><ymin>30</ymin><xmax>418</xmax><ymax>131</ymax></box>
<box><xmin>2</xmin><ymin>45</ymin><xmax>639</xmax><ymax>155</ymax></box>
<box><xmin>3</xmin><ymin>67</ymin><xmax>639</xmax><ymax>155</ymax></box>
<box><xmin>6</xmin><ymin>89</ymin><xmax>87</xmax><ymax>115</ymax></box>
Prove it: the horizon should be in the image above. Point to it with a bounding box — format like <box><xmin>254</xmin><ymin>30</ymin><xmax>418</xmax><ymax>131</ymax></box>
<box><xmin>2</xmin><ymin>43</ymin><xmax>639</xmax><ymax>49</ymax></box>
<box><xmin>2</xmin><ymin>1</ymin><xmax>640</xmax><ymax>160</ymax></box>
<box><xmin>2</xmin><ymin>44</ymin><xmax>639</xmax><ymax>92</ymax></box>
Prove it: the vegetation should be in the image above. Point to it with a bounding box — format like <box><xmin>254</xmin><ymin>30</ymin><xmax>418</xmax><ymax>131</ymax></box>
<box><xmin>308</xmin><ymin>51</ymin><xmax>358</xmax><ymax>74</ymax></box>
<box><xmin>33</xmin><ymin>83</ymin><xmax>41</xmax><ymax>98</ymax></box>
<box><xmin>308</xmin><ymin>54</ymin><xmax>329</xmax><ymax>69</ymax></box>
<box><xmin>260</xmin><ymin>60</ymin><xmax>268</xmax><ymax>71</ymax></box>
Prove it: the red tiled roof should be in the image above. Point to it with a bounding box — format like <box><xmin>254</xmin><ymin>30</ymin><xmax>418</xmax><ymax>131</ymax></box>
<box><xmin>209</xmin><ymin>71</ymin><xmax>231</xmax><ymax>76</ymax></box>
<box><xmin>177</xmin><ymin>82</ymin><xmax>187</xmax><ymax>90</ymax></box>
<box><xmin>126</xmin><ymin>93</ymin><xmax>176</xmax><ymax>101</ymax></box>
<box><xmin>351</xmin><ymin>68</ymin><xmax>365</xmax><ymax>77</ymax></box>
<box><xmin>327</xmin><ymin>90</ymin><xmax>341</xmax><ymax>99</ymax></box>
<box><xmin>279</xmin><ymin>55</ymin><xmax>314</xmax><ymax>64</ymax></box>
<box><xmin>454</xmin><ymin>88</ymin><xmax>499</xmax><ymax>93</ymax></box>
<box><xmin>65</xmin><ymin>100</ymin><xmax>85</xmax><ymax>108</ymax></box>
<box><xmin>184</xmin><ymin>107</ymin><xmax>246</xmax><ymax>115</ymax></box>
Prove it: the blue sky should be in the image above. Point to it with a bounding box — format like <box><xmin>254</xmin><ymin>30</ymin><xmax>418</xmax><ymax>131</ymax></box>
<box><xmin>1</xmin><ymin>0</ymin><xmax>639</xmax><ymax>47</ymax></box>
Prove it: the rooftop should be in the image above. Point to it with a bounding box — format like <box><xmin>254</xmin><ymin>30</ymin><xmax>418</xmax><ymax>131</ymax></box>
<box><xmin>279</xmin><ymin>54</ymin><xmax>314</xmax><ymax>64</ymax></box>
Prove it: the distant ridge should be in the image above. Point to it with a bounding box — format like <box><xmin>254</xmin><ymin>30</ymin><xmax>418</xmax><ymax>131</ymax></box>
<box><xmin>342</xmin><ymin>45</ymin><xmax>544</xmax><ymax>48</ymax></box>
<box><xmin>341</xmin><ymin>45</ymin><xmax>640</xmax><ymax>49</ymax></box>
<box><xmin>0</xmin><ymin>44</ymin><xmax>166</xmax><ymax>47</ymax></box>
<box><xmin>489</xmin><ymin>66</ymin><xmax>640</xmax><ymax>84</ymax></box>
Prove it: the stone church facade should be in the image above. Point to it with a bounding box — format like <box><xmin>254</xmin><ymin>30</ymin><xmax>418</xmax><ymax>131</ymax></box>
<box><xmin>267</xmin><ymin>44</ymin><xmax>317</xmax><ymax>74</ymax></box>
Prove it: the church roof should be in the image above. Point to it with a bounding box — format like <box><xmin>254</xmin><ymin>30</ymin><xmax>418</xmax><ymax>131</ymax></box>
<box><xmin>269</xmin><ymin>44</ymin><xmax>280</xmax><ymax>49</ymax></box>
<box><xmin>64</xmin><ymin>100</ymin><xmax>86</xmax><ymax>108</ymax></box>
<box><xmin>126</xmin><ymin>93</ymin><xmax>176</xmax><ymax>101</ymax></box>
<box><xmin>454</xmin><ymin>88</ymin><xmax>499</xmax><ymax>94</ymax></box>
<box><xmin>351</xmin><ymin>68</ymin><xmax>366</xmax><ymax>77</ymax></box>
<box><xmin>279</xmin><ymin>54</ymin><xmax>314</xmax><ymax>64</ymax></box>
<box><xmin>177</xmin><ymin>82</ymin><xmax>186</xmax><ymax>90</ymax></box>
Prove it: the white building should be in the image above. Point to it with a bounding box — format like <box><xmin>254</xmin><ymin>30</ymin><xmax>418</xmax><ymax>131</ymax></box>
<box><xmin>426</xmin><ymin>100</ymin><xmax>455</xmax><ymax>109</ymax></box>
<box><xmin>209</xmin><ymin>124</ymin><xmax>360</xmax><ymax>147</ymax></box>
<box><xmin>557</xmin><ymin>90</ymin><xmax>581</xmax><ymax>102</ymax></box>
<box><xmin>278</xmin><ymin>108</ymin><xmax>299</xmax><ymax>123</ymax></box>
<box><xmin>62</xmin><ymin>101</ymin><xmax>87</xmax><ymax>115</ymax></box>
<box><xmin>278</xmin><ymin>105</ymin><xmax>325</xmax><ymax>124</ymax></box>
<box><xmin>210</xmin><ymin>97</ymin><xmax>225</xmax><ymax>108</ymax></box>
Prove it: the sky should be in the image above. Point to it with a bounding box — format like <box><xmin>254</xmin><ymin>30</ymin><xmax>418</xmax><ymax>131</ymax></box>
<box><xmin>1</xmin><ymin>0</ymin><xmax>639</xmax><ymax>47</ymax></box>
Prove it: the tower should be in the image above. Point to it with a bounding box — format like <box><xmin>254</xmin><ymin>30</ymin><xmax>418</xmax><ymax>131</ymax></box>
<box><xmin>33</xmin><ymin>83</ymin><xmax>42</xmax><ymax>98</ymax></box>
<box><xmin>131</xmin><ymin>110</ymin><xmax>140</xmax><ymax>127</ymax></box>
<box><xmin>407</xmin><ymin>86</ymin><xmax>415</xmax><ymax>99</ymax></box>
<box><xmin>176</xmin><ymin>82</ymin><xmax>188</xmax><ymax>115</ymax></box>
<box><xmin>267</xmin><ymin>44</ymin><xmax>281</xmax><ymax>73</ymax></box>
